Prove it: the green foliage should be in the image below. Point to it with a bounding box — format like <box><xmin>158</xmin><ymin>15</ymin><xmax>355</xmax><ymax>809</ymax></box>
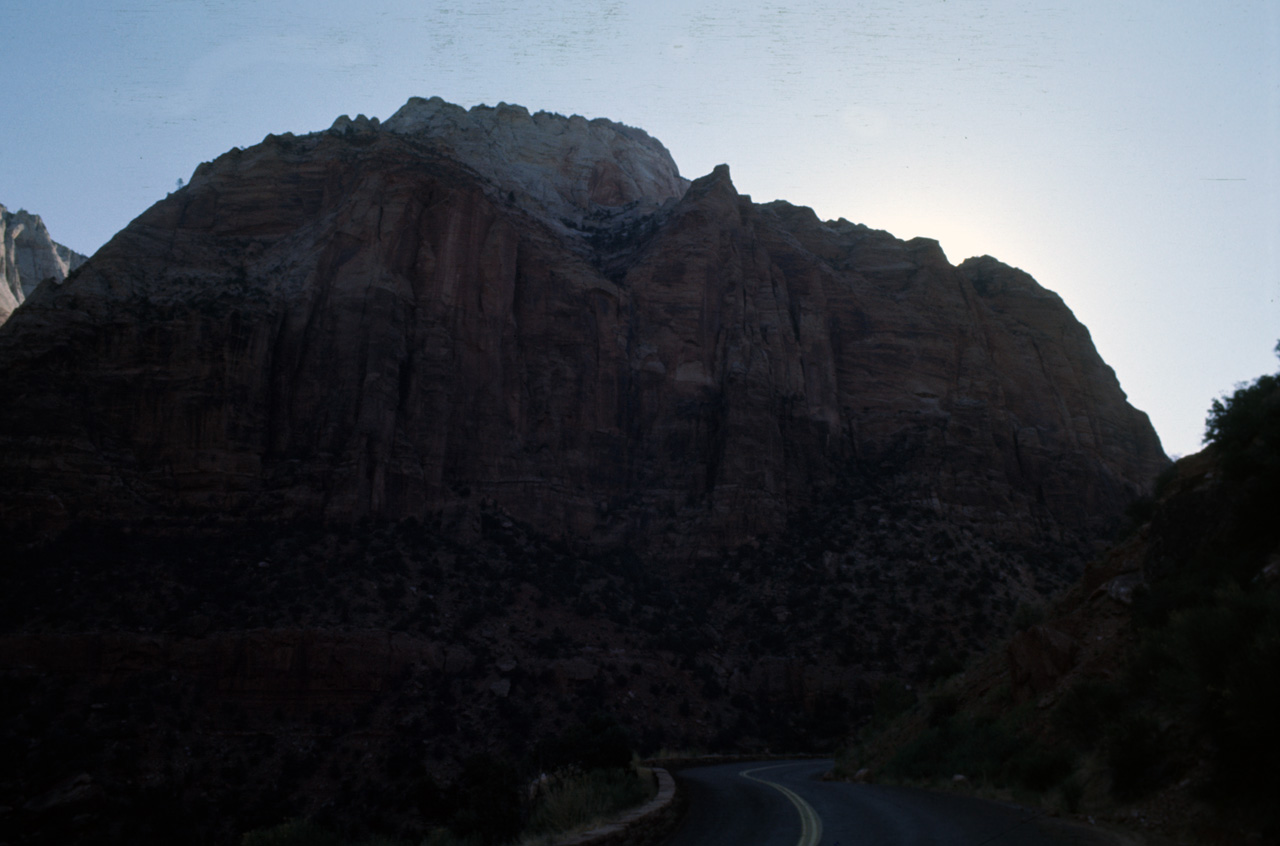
<box><xmin>866</xmin><ymin>351</ymin><xmax>1280</xmax><ymax>828</ymax></box>
<box><xmin>882</xmin><ymin>710</ymin><xmax>1072</xmax><ymax>792</ymax></box>
<box><xmin>1211</xmin><ymin>626</ymin><xmax>1280</xmax><ymax>816</ymax></box>
<box><xmin>1152</xmin><ymin>462</ymin><xmax>1179</xmax><ymax>497</ymax></box>
<box><xmin>1146</xmin><ymin>588</ymin><xmax>1280</xmax><ymax>796</ymax></box>
<box><xmin>1121</xmin><ymin>494</ymin><xmax>1155</xmax><ymax>532</ymax></box>
<box><xmin>923</xmin><ymin>650</ymin><xmax>963</xmax><ymax>683</ymax></box>
<box><xmin>240</xmin><ymin>817</ymin><xmax>412</xmax><ymax>846</ymax></box>
<box><xmin>422</xmin><ymin>830</ymin><xmax>481</xmax><ymax>846</ymax></box>
<box><xmin>1203</xmin><ymin>344</ymin><xmax>1280</xmax><ymax>493</ymax></box>
<box><xmin>526</xmin><ymin>767</ymin><xmax>652</xmax><ymax>836</ymax></box>
<box><xmin>1099</xmin><ymin>349</ymin><xmax>1280</xmax><ymax>812</ymax></box>
<box><xmin>447</xmin><ymin>755</ymin><xmax>525</xmax><ymax>845</ymax></box>
<box><xmin>871</xmin><ymin>678</ymin><xmax>916</xmax><ymax>725</ymax></box>
<box><xmin>1010</xmin><ymin>602</ymin><xmax>1044</xmax><ymax>632</ymax></box>
<box><xmin>1009</xmin><ymin>744</ymin><xmax>1075</xmax><ymax>792</ymax></box>
<box><xmin>1059</xmin><ymin>775</ymin><xmax>1085</xmax><ymax>814</ymax></box>
<box><xmin>1106</xmin><ymin>713</ymin><xmax>1163</xmax><ymax>800</ymax></box>
<box><xmin>242</xmin><ymin>819</ymin><xmax>344</xmax><ymax>846</ymax></box>
<box><xmin>1051</xmin><ymin>679</ymin><xmax>1124</xmax><ymax>744</ymax></box>
<box><xmin>926</xmin><ymin>691</ymin><xmax>959</xmax><ymax>727</ymax></box>
<box><xmin>533</xmin><ymin>714</ymin><xmax>633</xmax><ymax>774</ymax></box>
<box><xmin>1105</xmin><ymin>579</ymin><xmax>1280</xmax><ymax>819</ymax></box>
<box><xmin>1203</xmin><ymin>348</ymin><xmax>1280</xmax><ymax>450</ymax></box>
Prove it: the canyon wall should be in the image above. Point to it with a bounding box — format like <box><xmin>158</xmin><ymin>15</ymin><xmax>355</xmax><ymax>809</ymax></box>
<box><xmin>0</xmin><ymin>102</ymin><xmax>1167</xmax><ymax>555</ymax></box>
<box><xmin>0</xmin><ymin>203</ymin><xmax>86</xmax><ymax>324</ymax></box>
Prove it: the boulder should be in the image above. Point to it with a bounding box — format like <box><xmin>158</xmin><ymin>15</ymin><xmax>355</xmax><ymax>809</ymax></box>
<box><xmin>1008</xmin><ymin>625</ymin><xmax>1079</xmax><ymax>694</ymax></box>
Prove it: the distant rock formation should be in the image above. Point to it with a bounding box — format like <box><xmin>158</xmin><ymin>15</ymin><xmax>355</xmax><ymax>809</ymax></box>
<box><xmin>0</xmin><ymin>100</ymin><xmax>1178</xmax><ymax>841</ymax></box>
<box><xmin>0</xmin><ymin>204</ymin><xmax>87</xmax><ymax>325</ymax></box>
<box><xmin>0</xmin><ymin>98</ymin><xmax>1167</xmax><ymax>554</ymax></box>
<box><xmin>378</xmin><ymin>97</ymin><xmax>689</xmax><ymax>228</ymax></box>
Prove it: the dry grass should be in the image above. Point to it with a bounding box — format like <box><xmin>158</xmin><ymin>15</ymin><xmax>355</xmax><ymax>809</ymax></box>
<box><xmin>522</xmin><ymin>766</ymin><xmax>656</xmax><ymax>842</ymax></box>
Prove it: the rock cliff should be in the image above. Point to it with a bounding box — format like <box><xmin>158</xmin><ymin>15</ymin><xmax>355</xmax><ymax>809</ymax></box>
<box><xmin>0</xmin><ymin>204</ymin><xmax>87</xmax><ymax>324</ymax></box>
<box><xmin>379</xmin><ymin>96</ymin><xmax>689</xmax><ymax>229</ymax></box>
<box><xmin>0</xmin><ymin>100</ymin><xmax>1166</xmax><ymax>553</ymax></box>
<box><xmin>854</xmin><ymin>394</ymin><xmax>1280</xmax><ymax>843</ymax></box>
<box><xmin>0</xmin><ymin>98</ymin><xmax>1178</xmax><ymax>844</ymax></box>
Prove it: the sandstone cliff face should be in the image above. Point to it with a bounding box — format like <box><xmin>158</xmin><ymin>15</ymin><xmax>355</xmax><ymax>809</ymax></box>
<box><xmin>0</xmin><ymin>204</ymin><xmax>87</xmax><ymax>324</ymax></box>
<box><xmin>379</xmin><ymin>97</ymin><xmax>689</xmax><ymax>228</ymax></box>
<box><xmin>0</xmin><ymin>101</ymin><xmax>1166</xmax><ymax>554</ymax></box>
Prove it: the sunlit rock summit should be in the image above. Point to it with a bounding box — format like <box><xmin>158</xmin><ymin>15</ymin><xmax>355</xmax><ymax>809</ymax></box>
<box><xmin>0</xmin><ymin>97</ymin><xmax>1167</xmax><ymax>554</ymax></box>
<box><xmin>0</xmin><ymin>204</ymin><xmax>86</xmax><ymax>324</ymax></box>
<box><xmin>378</xmin><ymin>96</ymin><xmax>689</xmax><ymax>228</ymax></box>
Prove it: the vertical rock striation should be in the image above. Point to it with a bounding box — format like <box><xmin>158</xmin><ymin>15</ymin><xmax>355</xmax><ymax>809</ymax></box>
<box><xmin>0</xmin><ymin>100</ymin><xmax>1167</xmax><ymax>555</ymax></box>
<box><xmin>0</xmin><ymin>204</ymin><xmax>87</xmax><ymax>324</ymax></box>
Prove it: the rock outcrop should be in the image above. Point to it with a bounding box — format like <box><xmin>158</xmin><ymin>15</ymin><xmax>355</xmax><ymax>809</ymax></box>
<box><xmin>0</xmin><ymin>204</ymin><xmax>87</xmax><ymax>324</ymax></box>
<box><xmin>0</xmin><ymin>99</ymin><xmax>1167</xmax><ymax>555</ymax></box>
<box><xmin>0</xmin><ymin>107</ymin><xmax>1183</xmax><ymax>842</ymax></box>
<box><xmin>1007</xmin><ymin>624</ymin><xmax>1079</xmax><ymax>694</ymax></box>
<box><xmin>379</xmin><ymin>97</ymin><xmax>689</xmax><ymax>229</ymax></box>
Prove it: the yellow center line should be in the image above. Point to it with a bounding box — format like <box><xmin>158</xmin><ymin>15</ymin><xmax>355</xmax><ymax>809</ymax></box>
<box><xmin>740</xmin><ymin>765</ymin><xmax>824</xmax><ymax>846</ymax></box>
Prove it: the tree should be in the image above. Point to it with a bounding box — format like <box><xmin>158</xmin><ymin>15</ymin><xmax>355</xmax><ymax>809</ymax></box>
<box><xmin>1200</xmin><ymin>340</ymin><xmax>1280</xmax><ymax>556</ymax></box>
<box><xmin>1203</xmin><ymin>341</ymin><xmax>1280</xmax><ymax>458</ymax></box>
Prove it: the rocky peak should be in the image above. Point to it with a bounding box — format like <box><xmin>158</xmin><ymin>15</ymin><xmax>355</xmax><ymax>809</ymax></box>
<box><xmin>684</xmin><ymin>163</ymin><xmax>736</xmax><ymax>198</ymax></box>
<box><xmin>0</xmin><ymin>203</ymin><xmax>87</xmax><ymax>325</ymax></box>
<box><xmin>0</xmin><ymin>97</ymin><xmax>1168</xmax><ymax>556</ymax></box>
<box><xmin>957</xmin><ymin>254</ymin><xmax>1054</xmax><ymax>298</ymax></box>
<box><xmin>377</xmin><ymin>96</ymin><xmax>689</xmax><ymax>229</ymax></box>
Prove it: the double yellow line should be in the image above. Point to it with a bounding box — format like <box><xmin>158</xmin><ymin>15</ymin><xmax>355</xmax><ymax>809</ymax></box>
<box><xmin>740</xmin><ymin>765</ymin><xmax>824</xmax><ymax>846</ymax></box>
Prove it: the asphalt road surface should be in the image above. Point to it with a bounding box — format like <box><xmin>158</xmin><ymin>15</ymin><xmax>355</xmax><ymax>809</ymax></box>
<box><xmin>666</xmin><ymin>759</ymin><xmax>1123</xmax><ymax>846</ymax></box>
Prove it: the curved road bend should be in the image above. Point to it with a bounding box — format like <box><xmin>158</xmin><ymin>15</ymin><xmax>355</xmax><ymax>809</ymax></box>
<box><xmin>667</xmin><ymin>759</ymin><xmax>1125</xmax><ymax>846</ymax></box>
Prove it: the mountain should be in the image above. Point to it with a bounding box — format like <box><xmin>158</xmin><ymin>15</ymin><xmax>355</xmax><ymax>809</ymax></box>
<box><xmin>0</xmin><ymin>98</ymin><xmax>1165</xmax><ymax>551</ymax></box>
<box><xmin>0</xmin><ymin>204</ymin><xmax>87</xmax><ymax>324</ymax></box>
<box><xmin>848</xmin><ymin>359</ymin><xmax>1280</xmax><ymax>843</ymax></box>
<box><xmin>0</xmin><ymin>98</ymin><xmax>1170</xmax><ymax>843</ymax></box>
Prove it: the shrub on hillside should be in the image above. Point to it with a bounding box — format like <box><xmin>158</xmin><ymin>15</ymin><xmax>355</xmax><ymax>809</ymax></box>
<box><xmin>1051</xmin><ymin>679</ymin><xmax>1123</xmax><ymax>744</ymax></box>
<box><xmin>1106</xmin><ymin>713</ymin><xmax>1164</xmax><ymax>800</ymax></box>
<box><xmin>1009</xmin><ymin>744</ymin><xmax>1075</xmax><ymax>792</ymax></box>
<box><xmin>446</xmin><ymin>755</ymin><xmax>524</xmax><ymax>845</ymax></box>
<box><xmin>1166</xmin><ymin>589</ymin><xmax>1280</xmax><ymax>803</ymax></box>
<box><xmin>526</xmin><ymin>767</ymin><xmax>652</xmax><ymax>837</ymax></box>
<box><xmin>1204</xmin><ymin>342</ymin><xmax>1280</xmax><ymax>506</ymax></box>
<box><xmin>882</xmin><ymin>711</ymin><xmax>1072</xmax><ymax>792</ymax></box>
<box><xmin>871</xmin><ymin>678</ymin><xmax>915</xmax><ymax>726</ymax></box>
<box><xmin>1010</xmin><ymin>602</ymin><xmax>1044</xmax><ymax>633</ymax></box>
<box><xmin>241</xmin><ymin>819</ymin><xmax>343</xmax><ymax>846</ymax></box>
<box><xmin>1204</xmin><ymin>346</ymin><xmax>1280</xmax><ymax>452</ymax></box>
<box><xmin>534</xmin><ymin>714</ymin><xmax>633</xmax><ymax>774</ymax></box>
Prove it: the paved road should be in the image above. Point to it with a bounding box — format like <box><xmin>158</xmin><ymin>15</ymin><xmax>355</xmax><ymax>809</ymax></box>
<box><xmin>666</xmin><ymin>759</ymin><xmax>1122</xmax><ymax>846</ymax></box>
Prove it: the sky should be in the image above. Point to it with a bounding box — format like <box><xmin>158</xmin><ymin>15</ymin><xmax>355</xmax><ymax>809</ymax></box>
<box><xmin>2</xmin><ymin>0</ymin><xmax>1277</xmax><ymax>458</ymax></box>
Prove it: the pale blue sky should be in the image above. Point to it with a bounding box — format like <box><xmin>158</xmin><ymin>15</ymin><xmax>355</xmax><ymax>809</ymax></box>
<box><xmin>3</xmin><ymin>0</ymin><xmax>1278</xmax><ymax>458</ymax></box>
